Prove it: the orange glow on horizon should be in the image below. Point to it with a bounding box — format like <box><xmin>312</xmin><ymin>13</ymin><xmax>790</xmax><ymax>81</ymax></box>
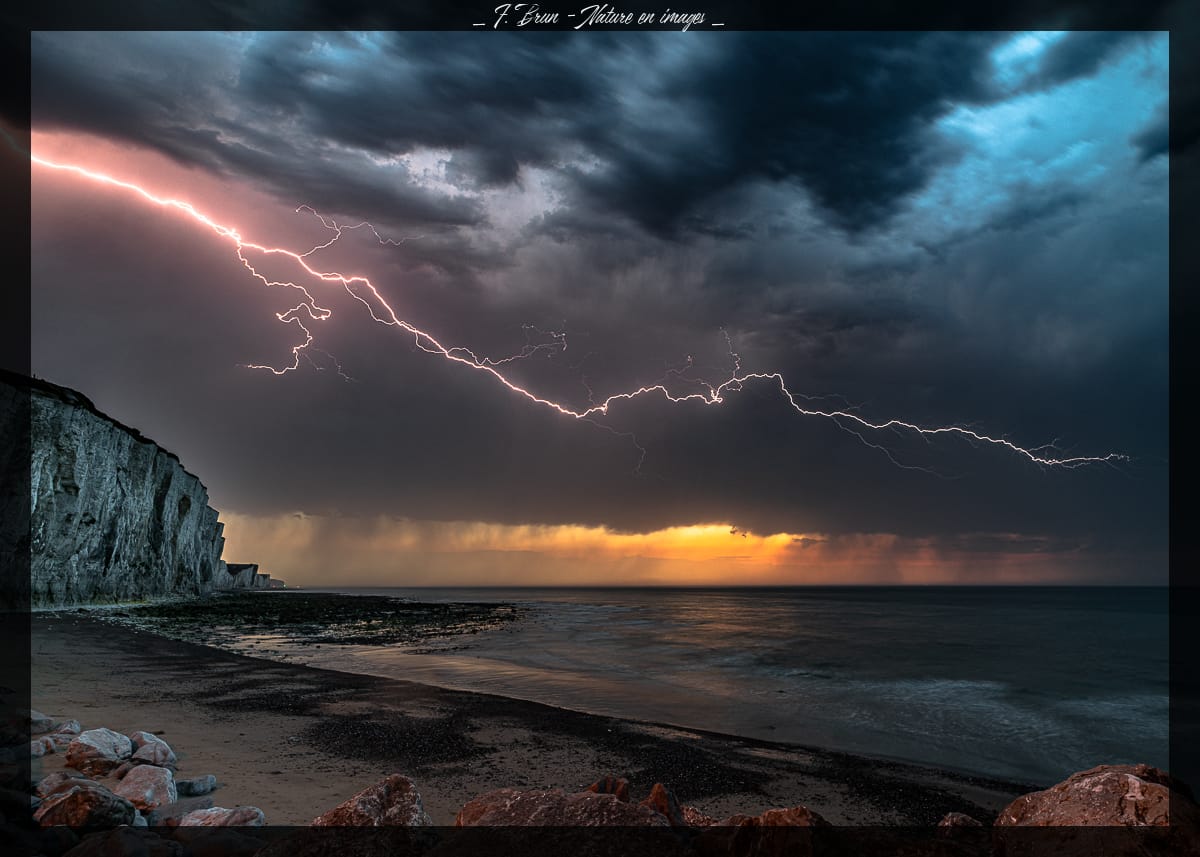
<box><xmin>219</xmin><ymin>513</ymin><xmax>1126</xmax><ymax>587</ymax></box>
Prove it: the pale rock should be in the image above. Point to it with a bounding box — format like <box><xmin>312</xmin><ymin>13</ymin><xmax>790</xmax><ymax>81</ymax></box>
<box><xmin>65</xmin><ymin>727</ymin><xmax>132</xmax><ymax>775</ymax></box>
<box><xmin>30</xmin><ymin>709</ymin><xmax>55</xmax><ymax>734</ymax></box>
<box><xmin>178</xmin><ymin>806</ymin><xmax>266</xmax><ymax>827</ymax></box>
<box><xmin>113</xmin><ymin>764</ymin><xmax>177</xmax><ymax>810</ymax></box>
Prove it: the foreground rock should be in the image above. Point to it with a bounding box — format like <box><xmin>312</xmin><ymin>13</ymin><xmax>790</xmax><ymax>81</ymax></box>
<box><xmin>65</xmin><ymin>727</ymin><xmax>132</xmax><ymax>776</ymax></box>
<box><xmin>32</xmin><ymin>781</ymin><xmax>136</xmax><ymax>827</ymax></box>
<box><xmin>130</xmin><ymin>731</ymin><xmax>178</xmax><ymax>768</ymax></box>
<box><xmin>29</xmin><ymin>709</ymin><xmax>55</xmax><ymax>734</ymax></box>
<box><xmin>178</xmin><ymin>806</ymin><xmax>266</xmax><ymax>826</ymax></box>
<box><xmin>639</xmin><ymin>782</ymin><xmax>687</xmax><ymax>827</ymax></box>
<box><xmin>113</xmin><ymin>764</ymin><xmax>177</xmax><ymax>810</ymax></box>
<box><xmin>144</xmin><ymin>796</ymin><xmax>215</xmax><ymax>826</ymax></box>
<box><xmin>995</xmin><ymin>764</ymin><xmax>1194</xmax><ymax>827</ymax></box>
<box><xmin>176</xmin><ymin>774</ymin><xmax>217</xmax><ymax>797</ymax></box>
<box><xmin>35</xmin><ymin>770</ymin><xmax>91</xmax><ymax>798</ymax></box>
<box><xmin>993</xmin><ymin>764</ymin><xmax>1200</xmax><ymax>857</ymax></box>
<box><xmin>456</xmin><ymin>788</ymin><xmax>670</xmax><ymax>826</ymax></box>
<box><xmin>312</xmin><ymin>773</ymin><xmax>432</xmax><ymax>826</ymax></box>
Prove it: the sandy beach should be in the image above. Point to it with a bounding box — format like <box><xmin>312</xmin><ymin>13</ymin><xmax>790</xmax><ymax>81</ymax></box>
<box><xmin>30</xmin><ymin>611</ymin><xmax>1034</xmax><ymax>826</ymax></box>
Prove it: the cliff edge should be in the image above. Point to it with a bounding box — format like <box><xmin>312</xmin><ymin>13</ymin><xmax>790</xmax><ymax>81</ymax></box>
<box><xmin>3</xmin><ymin>371</ymin><xmax>228</xmax><ymax>606</ymax></box>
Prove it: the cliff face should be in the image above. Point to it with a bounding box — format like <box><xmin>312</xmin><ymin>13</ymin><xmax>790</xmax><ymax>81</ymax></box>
<box><xmin>17</xmin><ymin>374</ymin><xmax>227</xmax><ymax>606</ymax></box>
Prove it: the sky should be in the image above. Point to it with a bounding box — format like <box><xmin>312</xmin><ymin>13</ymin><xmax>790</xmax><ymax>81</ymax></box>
<box><xmin>25</xmin><ymin>30</ymin><xmax>1169</xmax><ymax>586</ymax></box>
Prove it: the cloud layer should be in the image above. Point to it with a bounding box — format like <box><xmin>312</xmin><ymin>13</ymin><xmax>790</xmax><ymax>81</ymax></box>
<box><xmin>29</xmin><ymin>31</ymin><xmax>1169</xmax><ymax>582</ymax></box>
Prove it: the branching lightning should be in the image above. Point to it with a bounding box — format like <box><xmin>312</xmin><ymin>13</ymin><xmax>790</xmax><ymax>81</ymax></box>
<box><xmin>31</xmin><ymin>153</ymin><xmax>1128</xmax><ymax>471</ymax></box>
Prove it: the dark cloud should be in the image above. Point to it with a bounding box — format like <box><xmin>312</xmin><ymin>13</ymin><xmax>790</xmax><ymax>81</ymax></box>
<box><xmin>33</xmin><ymin>31</ymin><xmax>1010</xmax><ymax>239</ymax></box>
<box><xmin>1026</xmin><ymin>31</ymin><xmax>1137</xmax><ymax>89</ymax></box>
<box><xmin>28</xmin><ymin>31</ymin><xmax>1169</xmax><ymax>581</ymax></box>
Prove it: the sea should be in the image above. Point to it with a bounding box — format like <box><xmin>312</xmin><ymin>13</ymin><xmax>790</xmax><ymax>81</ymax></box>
<box><xmin>282</xmin><ymin>585</ymin><xmax>1167</xmax><ymax>787</ymax></box>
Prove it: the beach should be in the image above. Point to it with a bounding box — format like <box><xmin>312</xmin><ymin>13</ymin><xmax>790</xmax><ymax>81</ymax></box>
<box><xmin>30</xmin><ymin>611</ymin><xmax>1032</xmax><ymax>826</ymax></box>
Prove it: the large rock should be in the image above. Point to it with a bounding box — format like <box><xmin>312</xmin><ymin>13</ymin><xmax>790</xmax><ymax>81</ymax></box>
<box><xmin>639</xmin><ymin>782</ymin><xmax>686</xmax><ymax>827</ymax></box>
<box><xmin>456</xmin><ymin>788</ymin><xmax>671</xmax><ymax>826</ymax></box>
<box><xmin>21</xmin><ymin>373</ymin><xmax>227</xmax><ymax>606</ymax></box>
<box><xmin>178</xmin><ymin>806</ymin><xmax>266</xmax><ymax>827</ymax></box>
<box><xmin>113</xmin><ymin>764</ymin><xmax>177</xmax><ymax>810</ymax></box>
<box><xmin>65</xmin><ymin>728</ymin><xmax>133</xmax><ymax>776</ymax></box>
<box><xmin>312</xmin><ymin>774</ymin><xmax>432</xmax><ymax>826</ymax></box>
<box><xmin>45</xmin><ymin>731</ymin><xmax>76</xmax><ymax>751</ymax></box>
<box><xmin>36</xmin><ymin>770</ymin><xmax>91</xmax><ymax>798</ymax></box>
<box><xmin>54</xmin><ymin>719</ymin><xmax>83</xmax><ymax>736</ymax></box>
<box><xmin>995</xmin><ymin>764</ymin><xmax>1191</xmax><ymax>826</ymax></box>
<box><xmin>993</xmin><ymin>764</ymin><xmax>1200</xmax><ymax>857</ymax></box>
<box><xmin>144</xmin><ymin>796</ymin><xmax>215</xmax><ymax>827</ymax></box>
<box><xmin>130</xmin><ymin>732</ymin><xmax>177</xmax><ymax>768</ymax></box>
<box><xmin>33</xmin><ymin>782</ymin><xmax>136</xmax><ymax>827</ymax></box>
<box><xmin>176</xmin><ymin>775</ymin><xmax>217</xmax><ymax>797</ymax></box>
<box><xmin>30</xmin><ymin>709</ymin><xmax>55</xmax><ymax>734</ymax></box>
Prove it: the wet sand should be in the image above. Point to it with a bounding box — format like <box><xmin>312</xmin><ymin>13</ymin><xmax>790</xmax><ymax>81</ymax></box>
<box><xmin>30</xmin><ymin>613</ymin><xmax>1034</xmax><ymax>826</ymax></box>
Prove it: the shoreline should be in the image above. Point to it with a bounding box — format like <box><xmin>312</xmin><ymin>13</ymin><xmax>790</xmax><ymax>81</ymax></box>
<box><xmin>31</xmin><ymin>612</ymin><xmax>1037</xmax><ymax>826</ymax></box>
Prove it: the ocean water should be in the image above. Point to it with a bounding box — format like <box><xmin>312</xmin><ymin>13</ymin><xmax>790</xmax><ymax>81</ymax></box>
<box><xmin>288</xmin><ymin>586</ymin><xmax>1168</xmax><ymax>786</ymax></box>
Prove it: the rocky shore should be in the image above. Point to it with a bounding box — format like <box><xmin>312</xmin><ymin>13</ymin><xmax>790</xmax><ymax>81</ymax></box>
<box><xmin>19</xmin><ymin>614</ymin><xmax>1199</xmax><ymax>856</ymax></box>
<box><xmin>12</xmin><ymin>709</ymin><xmax>1200</xmax><ymax>857</ymax></box>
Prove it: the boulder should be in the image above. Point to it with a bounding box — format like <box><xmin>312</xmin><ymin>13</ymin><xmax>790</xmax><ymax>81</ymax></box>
<box><xmin>54</xmin><ymin>719</ymin><xmax>83</xmax><ymax>736</ymax></box>
<box><xmin>33</xmin><ymin>782</ymin><xmax>136</xmax><ymax>827</ymax></box>
<box><xmin>65</xmin><ymin>728</ymin><xmax>133</xmax><ymax>776</ymax></box>
<box><xmin>30</xmin><ymin>709</ymin><xmax>55</xmax><ymax>734</ymax></box>
<box><xmin>456</xmin><ymin>788</ymin><xmax>671</xmax><ymax>826</ymax></box>
<box><xmin>639</xmin><ymin>782</ymin><xmax>686</xmax><ymax>827</ymax></box>
<box><xmin>585</xmin><ymin>775</ymin><xmax>630</xmax><ymax>802</ymax></box>
<box><xmin>62</xmin><ymin>828</ymin><xmax>183</xmax><ymax>857</ymax></box>
<box><xmin>176</xmin><ymin>775</ymin><xmax>217</xmax><ymax>797</ymax></box>
<box><xmin>993</xmin><ymin>764</ymin><xmax>1200</xmax><ymax>857</ymax></box>
<box><xmin>30</xmin><ymin>736</ymin><xmax>53</xmax><ymax>757</ymax></box>
<box><xmin>113</xmin><ymin>764</ymin><xmax>177</xmax><ymax>810</ymax></box>
<box><xmin>311</xmin><ymin>773</ymin><xmax>432</xmax><ymax>826</ymax></box>
<box><xmin>144</xmin><ymin>796</ymin><xmax>215</xmax><ymax>827</ymax></box>
<box><xmin>45</xmin><ymin>731</ymin><xmax>76</xmax><ymax>751</ymax></box>
<box><xmin>35</xmin><ymin>770</ymin><xmax>91</xmax><ymax>798</ymax></box>
<box><xmin>130</xmin><ymin>732</ymin><xmax>177</xmax><ymax>769</ymax></box>
<box><xmin>178</xmin><ymin>806</ymin><xmax>266</xmax><ymax>827</ymax></box>
<box><xmin>995</xmin><ymin>764</ymin><xmax>1191</xmax><ymax>827</ymax></box>
<box><xmin>113</xmin><ymin>761</ymin><xmax>135</xmax><ymax>780</ymax></box>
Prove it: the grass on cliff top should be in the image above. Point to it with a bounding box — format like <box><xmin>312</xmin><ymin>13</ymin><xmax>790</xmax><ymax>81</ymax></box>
<box><xmin>94</xmin><ymin>592</ymin><xmax>526</xmax><ymax>648</ymax></box>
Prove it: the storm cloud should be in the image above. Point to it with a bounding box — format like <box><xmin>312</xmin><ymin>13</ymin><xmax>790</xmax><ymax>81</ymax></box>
<box><xmin>28</xmin><ymin>30</ymin><xmax>1169</xmax><ymax>582</ymax></box>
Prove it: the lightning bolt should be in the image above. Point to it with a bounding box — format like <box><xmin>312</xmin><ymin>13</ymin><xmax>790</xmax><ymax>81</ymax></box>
<box><xmin>30</xmin><ymin>153</ymin><xmax>1128</xmax><ymax>471</ymax></box>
